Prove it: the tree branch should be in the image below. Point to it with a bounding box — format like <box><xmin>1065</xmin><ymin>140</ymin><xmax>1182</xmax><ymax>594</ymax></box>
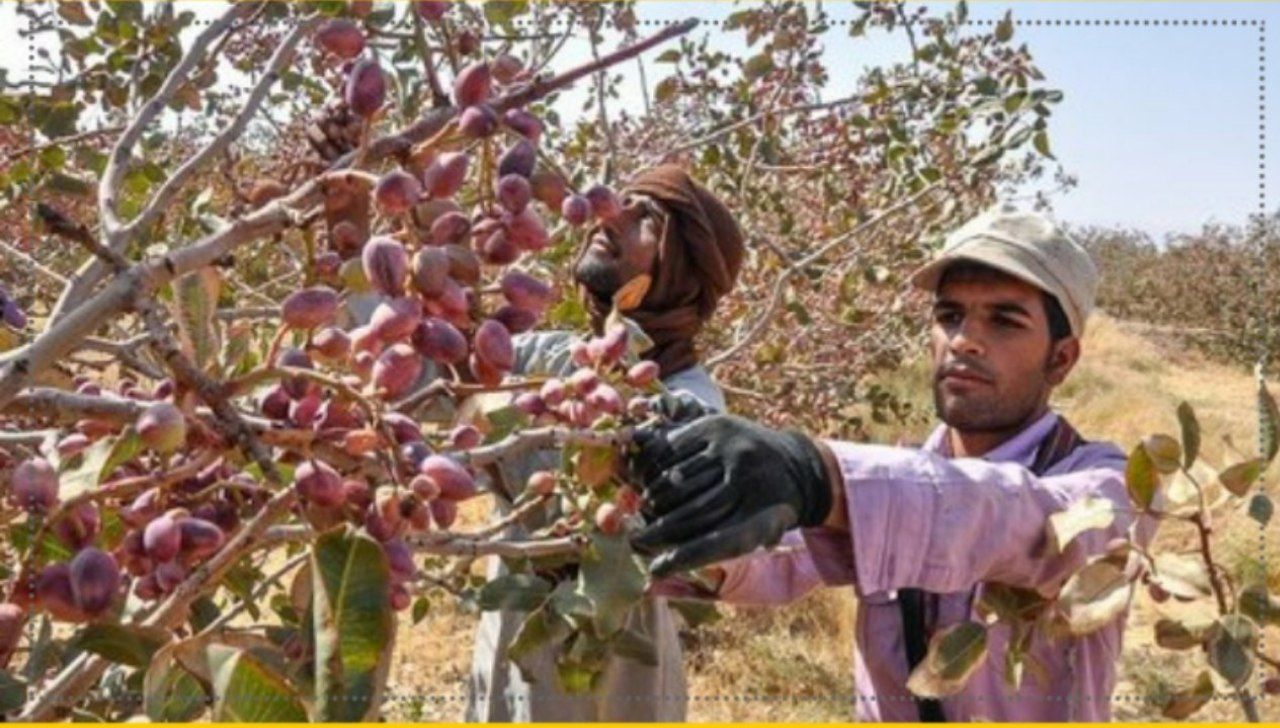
<box><xmin>98</xmin><ymin>4</ymin><xmax>245</xmax><ymax>240</ymax></box>
<box><xmin>0</xmin><ymin>19</ymin><xmax>699</xmax><ymax>412</ymax></box>
<box><xmin>0</xmin><ymin>239</ymin><xmax>69</xmax><ymax>287</ymax></box>
<box><xmin>407</xmin><ymin>532</ymin><xmax>587</xmax><ymax>559</ymax></box>
<box><xmin>0</xmin><ymin>174</ymin><xmax>320</xmax><ymax>410</ymax></box>
<box><xmin>51</xmin><ymin>13</ymin><xmax>315</xmax><ymax>324</ymax></box>
<box><xmin>707</xmin><ymin>182</ymin><xmax>942</xmax><ymax>368</ymax></box>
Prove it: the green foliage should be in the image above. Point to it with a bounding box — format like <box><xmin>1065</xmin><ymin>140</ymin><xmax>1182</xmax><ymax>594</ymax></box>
<box><xmin>206</xmin><ymin>644</ymin><xmax>308</xmax><ymax>722</ymax></box>
<box><xmin>67</xmin><ymin>624</ymin><xmax>167</xmax><ymax>668</ymax></box>
<box><xmin>905</xmin><ymin>621</ymin><xmax>989</xmax><ymax>699</ymax></box>
<box><xmin>947</xmin><ymin>400</ymin><xmax>1280</xmax><ymax>719</ymax></box>
<box><xmin>310</xmin><ymin>526</ymin><xmax>394</xmax><ymax>722</ymax></box>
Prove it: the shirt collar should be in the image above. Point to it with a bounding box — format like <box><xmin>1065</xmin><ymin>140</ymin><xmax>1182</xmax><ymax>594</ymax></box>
<box><xmin>922</xmin><ymin>410</ymin><xmax>1061</xmax><ymax>467</ymax></box>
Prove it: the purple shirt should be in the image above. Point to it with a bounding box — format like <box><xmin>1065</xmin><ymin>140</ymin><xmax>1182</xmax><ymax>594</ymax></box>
<box><xmin>709</xmin><ymin>411</ymin><xmax>1148</xmax><ymax>722</ymax></box>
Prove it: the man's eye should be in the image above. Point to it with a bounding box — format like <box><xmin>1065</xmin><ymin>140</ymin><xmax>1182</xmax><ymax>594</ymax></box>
<box><xmin>935</xmin><ymin>311</ymin><xmax>960</xmax><ymax>325</ymax></box>
<box><xmin>994</xmin><ymin>316</ymin><xmax>1024</xmax><ymax>329</ymax></box>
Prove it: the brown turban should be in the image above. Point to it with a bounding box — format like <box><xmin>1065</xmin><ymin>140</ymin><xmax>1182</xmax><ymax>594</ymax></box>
<box><xmin>578</xmin><ymin>165</ymin><xmax>746</xmax><ymax>377</ymax></box>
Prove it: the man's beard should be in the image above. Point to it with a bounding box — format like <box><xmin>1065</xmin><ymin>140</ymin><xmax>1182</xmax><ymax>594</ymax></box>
<box><xmin>573</xmin><ymin>254</ymin><xmax>624</xmax><ymax>302</ymax></box>
<box><xmin>932</xmin><ymin>377</ymin><xmax>1045</xmax><ymax>434</ymax></box>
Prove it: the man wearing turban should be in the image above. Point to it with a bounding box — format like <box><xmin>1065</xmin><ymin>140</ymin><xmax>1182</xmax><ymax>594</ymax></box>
<box><xmin>466</xmin><ymin>165</ymin><xmax>746</xmax><ymax>721</ymax></box>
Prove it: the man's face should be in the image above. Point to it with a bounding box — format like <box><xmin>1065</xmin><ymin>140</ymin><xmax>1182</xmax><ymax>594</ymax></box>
<box><xmin>573</xmin><ymin>194</ymin><xmax>664</xmax><ymax>301</ymax></box>
<box><xmin>929</xmin><ymin>269</ymin><xmax>1079</xmax><ymax>434</ymax></box>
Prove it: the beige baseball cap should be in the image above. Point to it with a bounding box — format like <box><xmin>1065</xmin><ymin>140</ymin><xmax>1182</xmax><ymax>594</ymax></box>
<box><xmin>909</xmin><ymin>204</ymin><xmax>1099</xmax><ymax>336</ymax></box>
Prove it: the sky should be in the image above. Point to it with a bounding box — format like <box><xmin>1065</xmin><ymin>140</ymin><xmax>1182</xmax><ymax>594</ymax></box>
<box><xmin>2</xmin><ymin>1</ymin><xmax>1276</xmax><ymax>240</ymax></box>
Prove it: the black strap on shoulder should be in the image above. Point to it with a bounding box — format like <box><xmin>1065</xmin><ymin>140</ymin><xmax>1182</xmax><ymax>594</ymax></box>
<box><xmin>899</xmin><ymin>588</ymin><xmax>945</xmax><ymax>721</ymax></box>
<box><xmin>897</xmin><ymin>416</ymin><xmax>1084</xmax><ymax>722</ymax></box>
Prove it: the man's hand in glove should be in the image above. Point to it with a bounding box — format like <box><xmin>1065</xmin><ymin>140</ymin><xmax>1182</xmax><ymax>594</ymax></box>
<box><xmin>628</xmin><ymin>414</ymin><xmax>839</xmax><ymax>578</ymax></box>
<box><xmin>648</xmin><ymin>391</ymin><xmax>714</xmax><ymax>424</ymax></box>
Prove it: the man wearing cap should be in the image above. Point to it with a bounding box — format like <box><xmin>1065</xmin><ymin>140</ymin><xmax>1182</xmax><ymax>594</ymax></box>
<box><xmin>467</xmin><ymin>164</ymin><xmax>745</xmax><ymax>722</ymax></box>
<box><xmin>629</xmin><ymin>205</ymin><xmax>1153</xmax><ymax>721</ymax></box>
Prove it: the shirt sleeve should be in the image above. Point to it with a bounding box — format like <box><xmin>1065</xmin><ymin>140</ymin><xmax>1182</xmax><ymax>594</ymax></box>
<box><xmin>710</xmin><ymin>531</ymin><xmax>827</xmax><ymax>606</ymax></box>
<box><xmin>800</xmin><ymin>441</ymin><xmax>1133</xmax><ymax>597</ymax></box>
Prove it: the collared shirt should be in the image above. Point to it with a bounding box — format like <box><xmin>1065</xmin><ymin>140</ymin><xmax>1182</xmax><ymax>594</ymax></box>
<box><xmin>712</xmin><ymin>410</ymin><xmax>1147</xmax><ymax>721</ymax></box>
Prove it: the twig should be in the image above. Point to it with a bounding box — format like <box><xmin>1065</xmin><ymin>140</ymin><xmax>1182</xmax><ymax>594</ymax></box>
<box><xmin>895</xmin><ymin>2</ymin><xmax>921</xmax><ymax>75</ymax></box>
<box><xmin>1</xmin><ymin>126</ymin><xmax>123</xmax><ymax>163</ymax></box>
<box><xmin>78</xmin><ymin>335</ymin><xmax>165</xmax><ymax>381</ymax></box>
<box><xmin>586</xmin><ymin>10</ymin><xmax>618</xmax><ymax>184</ymax></box>
<box><xmin>0</xmin><ymin>20</ymin><xmax>699</xmax><ymax>411</ymax></box>
<box><xmin>473</xmin><ymin>493</ymin><xmax>554</xmax><ymax>540</ymax></box>
<box><xmin>0</xmin><ymin>429</ymin><xmax>57</xmax><ymax>446</ymax></box>
<box><xmin>51</xmin><ymin>10</ymin><xmax>314</xmax><ymax>325</ymax></box>
<box><xmin>407</xmin><ymin>532</ymin><xmax>587</xmax><ymax>559</ymax></box>
<box><xmin>737</xmin><ymin>66</ymin><xmax>794</xmax><ymax>196</ymax></box>
<box><xmin>455</xmin><ymin>425</ymin><xmax>632</xmax><ymax>470</ymax></box>
<box><xmin>392</xmin><ymin>374</ymin><xmax>548</xmax><ymax>415</ymax></box>
<box><xmin>411</xmin><ymin>9</ymin><xmax>449</xmax><ymax>108</ymax></box>
<box><xmin>706</xmin><ymin>182</ymin><xmax>942</xmax><ymax>368</ymax></box>
<box><xmin>0</xmin><ymin>239</ymin><xmax>69</xmax><ymax>286</ymax></box>
<box><xmin>216</xmin><ymin>306</ymin><xmax>280</xmax><ymax>322</ymax></box>
<box><xmin>365</xmin><ymin>19</ymin><xmax>699</xmax><ymax>163</ymax></box>
<box><xmin>200</xmin><ymin>550</ymin><xmax>309</xmax><ymax>634</ymax></box>
<box><xmin>35</xmin><ymin>203</ymin><xmax>127</xmax><ymax>273</ymax></box>
<box><xmin>1181</xmin><ymin>466</ymin><xmax>1260</xmax><ymax>722</ymax></box>
<box><xmin>664</xmin><ymin>93</ymin><xmax>860</xmax><ymax>158</ymax></box>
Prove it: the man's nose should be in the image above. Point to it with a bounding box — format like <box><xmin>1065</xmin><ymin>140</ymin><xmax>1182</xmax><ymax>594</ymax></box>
<box><xmin>947</xmin><ymin>318</ymin><xmax>985</xmax><ymax>357</ymax></box>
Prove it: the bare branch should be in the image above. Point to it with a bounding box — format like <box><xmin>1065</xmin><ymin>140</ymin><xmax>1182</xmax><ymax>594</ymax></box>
<box><xmin>1</xmin><ymin>126</ymin><xmax>123</xmax><ymax>164</ymax></box>
<box><xmin>52</xmin><ymin>14</ymin><xmax>316</xmax><ymax>324</ymax></box>
<box><xmin>586</xmin><ymin>10</ymin><xmax>619</xmax><ymax>183</ymax></box>
<box><xmin>410</xmin><ymin>9</ymin><xmax>449</xmax><ymax>108</ymax></box>
<box><xmin>36</xmin><ymin>203</ymin><xmax>128</xmax><ymax>273</ymax></box>
<box><xmin>408</xmin><ymin>532</ymin><xmax>588</xmax><ymax>559</ymax></box>
<box><xmin>0</xmin><ymin>174</ymin><xmax>321</xmax><ymax>409</ymax></box>
<box><xmin>123</xmin><ymin>18</ymin><xmax>318</xmax><ymax>242</ymax></box>
<box><xmin>363</xmin><ymin>18</ymin><xmax>699</xmax><ymax>163</ymax></box>
<box><xmin>98</xmin><ymin>4</ymin><xmax>244</xmax><ymax>240</ymax></box>
<box><xmin>662</xmin><ymin>93</ymin><xmax>860</xmax><ymax>160</ymax></box>
<box><xmin>456</xmin><ymin>425</ymin><xmax>632</xmax><ymax>470</ymax></box>
<box><xmin>1</xmin><ymin>19</ymin><xmax>700</xmax><ymax>411</ymax></box>
<box><xmin>706</xmin><ymin>182</ymin><xmax>943</xmax><ymax>368</ymax></box>
<box><xmin>0</xmin><ymin>239</ymin><xmax>69</xmax><ymax>287</ymax></box>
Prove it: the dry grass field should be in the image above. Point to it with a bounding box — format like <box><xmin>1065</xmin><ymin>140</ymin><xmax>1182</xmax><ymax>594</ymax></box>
<box><xmin>385</xmin><ymin>312</ymin><xmax>1280</xmax><ymax>722</ymax></box>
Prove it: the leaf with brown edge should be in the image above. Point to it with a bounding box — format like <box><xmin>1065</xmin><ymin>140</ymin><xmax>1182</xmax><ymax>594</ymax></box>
<box><xmin>976</xmin><ymin>583</ymin><xmax>1047</xmax><ymax>623</ymax></box>
<box><xmin>612</xmin><ymin>274</ymin><xmax>651</xmax><ymax>312</ymax></box>
<box><xmin>1160</xmin><ymin>670</ymin><xmax>1214</xmax><ymax>719</ymax></box>
<box><xmin>905</xmin><ymin>621</ymin><xmax>989</xmax><ymax>699</ymax></box>
<box><xmin>1150</xmin><ymin>553</ymin><xmax>1212</xmax><ymax>600</ymax></box>
<box><xmin>1206</xmin><ymin>615</ymin><xmax>1256</xmax><ymax>687</ymax></box>
<box><xmin>1176</xmin><ymin>401</ymin><xmax>1201</xmax><ymax>468</ymax></box>
<box><xmin>1056</xmin><ymin>553</ymin><xmax>1133</xmax><ymax>636</ymax></box>
<box><xmin>1218</xmin><ymin>457</ymin><xmax>1264</xmax><ymax>497</ymax></box>
<box><xmin>1046</xmin><ymin>496</ymin><xmax>1117</xmax><ymax>554</ymax></box>
<box><xmin>1256</xmin><ymin>365</ymin><xmax>1279</xmax><ymax>462</ymax></box>
<box><xmin>171</xmin><ymin>267</ymin><xmax>223</xmax><ymax>375</ymax></box>
<box><xmin>1125</xmin><ymin>443</ymin><xmax>1159</xmax><ymax>509</ymax></box>
<box><xmin>1141</xmin><ymin>433</ymin><xmax>1181</xmax><ymax>474</ymax></box>
<box><xmin>1154</xmin><ymin>616</ymin><xmax>1215</xmax><ymax>650</ymax></box>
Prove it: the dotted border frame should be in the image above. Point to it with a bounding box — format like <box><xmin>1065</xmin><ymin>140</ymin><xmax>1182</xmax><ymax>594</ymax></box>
<box><xmin>10</xmin><ymin>3</ymin><xmax>1273</xmax><ymax>718</ymax></box>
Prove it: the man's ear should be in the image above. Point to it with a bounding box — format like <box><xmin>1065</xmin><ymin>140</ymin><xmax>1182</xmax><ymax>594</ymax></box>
<box><xmin>1045</xmin><ymin>336</ymin><xmax>1081</xmax><ymax>385</ymax></box>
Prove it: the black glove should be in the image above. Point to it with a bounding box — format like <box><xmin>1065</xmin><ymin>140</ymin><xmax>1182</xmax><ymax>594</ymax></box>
<box><xmin>628</xmin><ymin>414</ymin><xmax>834</xmax><ymax>577</ymax></box>
<box><xmin>648</xmin><ymin>391</ymin><xmax>713</xmax><ymax>425</ymax></box>
<box><xmin>624</xmin><ymin>392</ymin><xmax>713</xmax><ymax>486</ymax></box>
